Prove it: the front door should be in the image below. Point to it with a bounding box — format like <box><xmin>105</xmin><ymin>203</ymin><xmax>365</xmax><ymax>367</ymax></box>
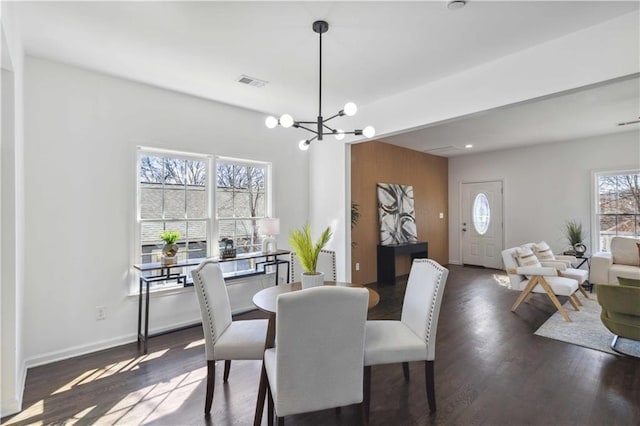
<box><xmin>461</xmin><ymin>181</ymin><xmax>503</xmax><ymax>269</ymax></box>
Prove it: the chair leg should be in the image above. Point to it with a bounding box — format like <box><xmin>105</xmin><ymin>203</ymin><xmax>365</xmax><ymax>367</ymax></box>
<box><xmin>573</xmin><ymin>293</ymin><xmax>583</xmax><ymax>306</ymax></box>
<box><xmin>205</xmin><ymin>360</ymin><xmax>215</xmax><ymax>414</ymax></box>
<box><xmin>223</xmin><ymin>360</ymin><xmax>231</xmax><ymax>383</ymax></box>
<box><xmin>425</xmin><ymin>360</ymin><xmax>436</xmax><ymax>413</ymax></box>
<box><xmin>537</xmin><ymin>276</ymin><xmax>572</xmax><ymax>322</ymax></box>
<box><xmin>577</xmin><ymin>283</ymin><xmax>589</xmax><ymax>299</ymax></box>
<box><xmin>267</xmin><ymin>383</ymin><xmax>274</xmax><ymax>426</ymax></box>
<box><xmin>363</xmin><ymin>366</ymin><xmax>372</xmax><ymax>424</ymax></box>
<box><xmin>359</xmin><ymin>400</ymin><xmax>368</xmax><ymax>426</ymax></box>
<box><xmin>568</xmin><ymin>295</ymin><xmax>580</xmax><ymax>311</ymax></box>
<box><xmin>511</xmin><ymin>277</ymin><xmax>539</xmax><ymax>312</ymax></box>
<box><xmin>402</xmin><ymin>362</ymin><xmax>410</xmax><ymax>381</ymax></box>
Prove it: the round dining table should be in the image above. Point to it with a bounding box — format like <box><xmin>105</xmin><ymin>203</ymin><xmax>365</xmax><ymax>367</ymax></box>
<box><xmin>252</xmin><ymin>281</ymin><xmax>380</xmax><ymax>426</ymax></box>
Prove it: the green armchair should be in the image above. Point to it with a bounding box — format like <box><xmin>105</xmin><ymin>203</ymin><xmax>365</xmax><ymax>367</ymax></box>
<box><xmin>596</xmin><ymin>282</ymin><xmax>640</xmax><ymax>356</ymax></box>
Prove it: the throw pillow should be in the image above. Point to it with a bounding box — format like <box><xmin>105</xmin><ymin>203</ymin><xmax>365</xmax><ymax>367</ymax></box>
<box><xmin>534</xmin><ymin>241</ymin><xmax>555</xmax><ymax>261</ymax></box>
<box><xmin>514</xmin><ymin>246</ymin><xmax>541</xmax><ymax>268</ymax></box>
<box><xmin>618</xmin><ymin>276</ymin><xmax>640</xmax><ymax>288</ymax></box>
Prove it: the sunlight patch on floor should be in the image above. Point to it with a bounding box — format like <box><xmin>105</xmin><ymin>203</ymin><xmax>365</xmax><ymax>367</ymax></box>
<box><xmin>492</xmin><ymin>274</ymin><xmax>511</xmax><ymax>289</ymax></box>
<box><xmin>66</xmin><ymin>405</ymin><xmax>96</xmax><ymax>425</ymax></box>
<box><xmin>185</xmin><ymin>338</ymin><xmax>205</xmax><ymax>349</ymax></box>
<box><xmin>1</xmin><ymin>400</ymin><xmax>44</xmax><ymax>425</ymax></box>
<box><xmin>93</xmin><ymin>371</ymin><xmax>201</xmax><ymax>424</ymax></box>
<box><xmin>51</xmin><ymin>349</ymin><xmax>169</xmax><ymax>395</ymax></box>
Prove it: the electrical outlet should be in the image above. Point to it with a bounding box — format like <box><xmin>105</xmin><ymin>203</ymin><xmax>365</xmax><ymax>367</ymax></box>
<box><xmin>96</xmin><ymin>306</ymin><xmax>107</xmax><ymax>321</ymax></box>
<box><xmin>439</xmin><ymin>212</ymin><xmax>444</xmax><ymax>219</ymax></box>
<box><xmin>355</xmin><ymin>262</ymin><xmax>360</xmax><ymax>271</ymax></box>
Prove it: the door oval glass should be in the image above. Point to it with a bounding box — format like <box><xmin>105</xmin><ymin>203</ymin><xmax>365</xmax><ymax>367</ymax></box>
<box><xmin>472</xmin><ymin>193</ymin><xmax>490</xmax><ymax>235</ymax></box>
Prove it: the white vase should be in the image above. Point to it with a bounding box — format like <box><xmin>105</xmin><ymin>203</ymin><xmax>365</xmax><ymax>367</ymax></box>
<box><xmin>301</xmin><ymin>272</ymin><xmax>324</xmax><ymax>289</ymax></box>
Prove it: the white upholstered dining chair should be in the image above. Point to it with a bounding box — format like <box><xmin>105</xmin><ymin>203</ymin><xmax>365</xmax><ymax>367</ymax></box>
<box><xmin>264</xmin><ymin>286</ymin><xmax>369</xmax><ymax>425</ymax></box>
<box><xmin>289</xmin><ymin>249</ymin><xmax>337</xmax><ymax>282</ymax></box>
<box><xmin>363</xmin><ymin>258</ymin><xmax>449</xmax><ymax>418</ymax></box>
<box><xmin>191</xmin><ymin>260</ymin><xmax>268</xmax><ymax>414</ymax></box>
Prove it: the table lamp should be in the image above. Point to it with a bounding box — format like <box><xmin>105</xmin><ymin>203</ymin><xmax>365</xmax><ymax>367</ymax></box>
<box><xmin>258</xmin><ymin>218</ymin><xmax>280</xmax><ymax>253</ymax></box>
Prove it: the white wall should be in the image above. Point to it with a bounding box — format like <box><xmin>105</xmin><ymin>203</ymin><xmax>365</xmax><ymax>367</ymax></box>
<box><xmin>448</xmin><ymin>131</ymin><xmax>640</xmax><ymax>265</ymax></box>
<box><xmin>22</xmin><ymin>57</ymin><xmax>309</xmax><ymax>366</ymax></box>
<box><xmin>1</xmin><ymin>1</ymin><xmax>26</xmax><ymax>416</ymax></box>
<box><xmin>309</xmin><ymin>141</ymin><xmax>348</xmax><ymax>281</ymax></box>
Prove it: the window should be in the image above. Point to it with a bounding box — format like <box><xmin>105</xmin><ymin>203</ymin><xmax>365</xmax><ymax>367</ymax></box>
<box><xmin>137</xmin><ymin>148</ymin><xmax>211</xmax><ymax>266</ymax></box>
<box><xmin>472</xmin><ymin>193</ymin><xmax>490</xmax><ymax>235</ymax></box>
<box><xmin>216</xmin><ymin>157</ymin><xmax>271</xmax><ymax>274</ymax></box>
<box><xmin>594</xmin><ymin>170</ymin><xmax>640</xmax><ymax>251</ymax></box>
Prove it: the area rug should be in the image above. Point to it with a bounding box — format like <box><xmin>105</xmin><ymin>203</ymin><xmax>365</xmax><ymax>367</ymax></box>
<box><xmin>534</xmin><ymin>294</ymin><xmax>640</xmax><ymax>357</ymax></box>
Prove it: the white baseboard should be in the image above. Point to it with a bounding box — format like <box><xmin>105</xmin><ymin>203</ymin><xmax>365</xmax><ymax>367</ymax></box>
<box><xmin>24</xmin><ymin>318</ymin><xmax>201</xmax><ymax>369</ymax></box>
<box><xmin>1</xmin><ymin>394</ymin><xmax>21</xmax><ymax>418</ymax></box>
<box><xmin>448</xmin><ymin>259</ymin><xmax>462</xmax><ymax>265</ymax></box>
<box><xmin>1</xmin><ymin>360</ymin><xmax>27</xmax><ymax>417</ymax></box>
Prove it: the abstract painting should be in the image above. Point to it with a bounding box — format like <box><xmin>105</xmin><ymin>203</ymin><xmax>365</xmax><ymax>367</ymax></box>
<box><xmin>377</xmin><ymin>183</ymin><xmax>418</xmax><ymax>245</ymax></box>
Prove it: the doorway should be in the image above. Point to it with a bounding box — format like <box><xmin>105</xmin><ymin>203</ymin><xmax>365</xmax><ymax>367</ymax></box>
<box><xmin>461</xmin><ymin>181</ymin><xmax>503</xmax><ymax>269</ymax></box>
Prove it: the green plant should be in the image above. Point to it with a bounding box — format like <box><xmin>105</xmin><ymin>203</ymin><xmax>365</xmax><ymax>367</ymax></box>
<box><xmin>289</xmin><ymin>224</ymin><xmax>332</xmax><ymax>274</ymax></box>
<box><xmin>564</xmin><ymin>220</ymin><xmax>583</xmax><ymax>246</ymax></box>
<box><xmin>160</xmin><ymin>230</ymin><xmax>181</xmax><ymax>244</ymax></box>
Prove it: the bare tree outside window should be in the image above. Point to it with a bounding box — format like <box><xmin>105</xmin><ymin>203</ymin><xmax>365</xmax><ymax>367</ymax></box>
<box><xmin>216</xmin><ymin>159</ymin><xmax>269</xmax><ymax>273</ymax></box>
<box><xmin>597</xmin><ymin>172</ymin><xmax>640</xmax><ymax>251</ymax></box>
<box><xmin>139</xmin><ymin>152</ymin><xmax>210</xmax><ymax>266</ymax></box>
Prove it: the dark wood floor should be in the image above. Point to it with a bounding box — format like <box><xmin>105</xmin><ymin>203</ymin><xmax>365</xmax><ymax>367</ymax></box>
<box><xmin>3</xmin><ymin>265</ymin><xmax>640</xmax><ymax>425</ymax></box>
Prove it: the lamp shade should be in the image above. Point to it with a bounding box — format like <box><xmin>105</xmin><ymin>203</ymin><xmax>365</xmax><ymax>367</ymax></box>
<box><xmin>258</xmin><ymin>218</ymin><xmax>280</xmax><ymax>236</ymax></box>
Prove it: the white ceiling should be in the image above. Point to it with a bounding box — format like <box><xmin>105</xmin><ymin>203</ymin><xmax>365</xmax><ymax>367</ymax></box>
<box><xmin>11</xmin><ymin>1</ymin><xmax>640</xmax><ymax>156</ymax></box>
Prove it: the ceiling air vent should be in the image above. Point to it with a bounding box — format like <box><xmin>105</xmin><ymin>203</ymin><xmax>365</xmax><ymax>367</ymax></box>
<box><xmin>423</xmin><ymin>145</ymin><xmax>462</xmax><ymax>155</ymax></box>
<box><xmin>237</xmin><ymin>74</ymin><xmax>268</xmax><ymax>88</ymax></box>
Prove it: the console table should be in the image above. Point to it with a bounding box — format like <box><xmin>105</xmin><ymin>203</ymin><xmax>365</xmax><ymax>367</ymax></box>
<box><xmin>133</xmin><ymin>249</ymin><xmax>290</xmax><ymax>353</ymax></box>
<box><xmin>377</xmin><ymin>242</ymin><xmax>428</xmax><ymax>285</ymax></box>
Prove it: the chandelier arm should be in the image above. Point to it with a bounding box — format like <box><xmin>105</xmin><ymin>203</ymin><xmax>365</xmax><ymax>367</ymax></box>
<box><xmin>296</xmin><ymin>120</ymin><xmax>317</xmax><ymax>124</ymax></box>
<box><xmin>322</xmin><ymin>123</ymin><xmax>337</xmax><ymax>132</ymax></box>
<box><xmin>322</xmin><ymin>112</ymin><xmax>342</xmax><ymax>123</ymax></box>
<box><xmin>294</xmin><ymin>124</ymin><xmax>319</xmax><ymax>134</ymax></box>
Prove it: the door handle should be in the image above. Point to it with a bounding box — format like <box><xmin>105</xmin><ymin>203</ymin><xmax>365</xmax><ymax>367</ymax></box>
<box><xmin>462</xmin><ymin>228</ymin><xmax>467</xmax><ymax>232</ymax></box>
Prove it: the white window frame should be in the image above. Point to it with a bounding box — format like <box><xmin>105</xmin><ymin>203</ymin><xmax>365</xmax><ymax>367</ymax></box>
<box><xmin>214</xmin><ymin>156</ymin><xmax>273</xmax><ymax>259</ymax></box>
<box><xmin>591</xmin><ymin>168</ymin><xmax>640</xmax><ymax>253</ymax></box>
<box><xmin>134</xmin><ymin>147</ymin><xmax>213</xmax><ymax>290</ymax></box>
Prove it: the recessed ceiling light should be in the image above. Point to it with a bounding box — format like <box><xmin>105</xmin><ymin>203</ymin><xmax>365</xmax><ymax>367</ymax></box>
<box><xmin>465</xmin><ymin>144</ymin><xmax>473</xmax><ymax>149</ymax></box>
<box><xmin>447</xmin><ymin>0</ymin><xmax>467</xmax><ymax>10</ymax></box>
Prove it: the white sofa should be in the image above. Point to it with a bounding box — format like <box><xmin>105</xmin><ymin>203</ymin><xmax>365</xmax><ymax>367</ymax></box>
<box><xmin>591</xmin><ymin>237</ymin><xmax>640</xmax><ymax>285</ymax></box>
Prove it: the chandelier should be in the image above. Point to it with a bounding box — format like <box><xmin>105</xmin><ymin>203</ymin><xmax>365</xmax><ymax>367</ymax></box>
<box><xmin>265</xmin><ymin>20</ymin><xmax>375</xmax><ymax>151</ymax></box>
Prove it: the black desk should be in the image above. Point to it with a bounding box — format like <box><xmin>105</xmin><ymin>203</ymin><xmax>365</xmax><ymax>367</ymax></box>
<box><xmin>133</xmin><ymin>249</ymin><xmax>290</xmax><ymax>353</ymax></box>
<box><xmin>377</xmin><ymin>242</ymin><xmax>428</xmax><ymax>285</ymax></box>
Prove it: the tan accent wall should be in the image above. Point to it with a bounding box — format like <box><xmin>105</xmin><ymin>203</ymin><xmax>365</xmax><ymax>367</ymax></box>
<box><xmin>351</xmin><ymin>141</ymin><xmax>448</xmax><ymax>285</ymax></box>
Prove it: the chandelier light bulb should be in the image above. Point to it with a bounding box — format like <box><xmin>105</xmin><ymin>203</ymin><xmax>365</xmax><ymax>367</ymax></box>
<box><xmin>343</xmin><ymin>102</ymin><xmax>358</xmax><ymax>117</ymax></box>
<box><xmin>363</xmin><ymin>126</ymin><xmax>376</xmax><ymax>138</ymax></box>
<box><xmin>334</xmin><ymin>129</ymin><xmax>345</xmax><ymax>141</ymax></box>
<box><xmin>265</xmin><ymin>116</ymin><xmax>278</xmax><ymax>129</ymax></box>
<box><xmin>298</xmin><ymin>139</ymin><xmax>310</xmax><ymax>151</ymax></box>
<box><xmin>280</xmin><ymin>114</ymin><xmax>294</xmax><ymax>128</ymax></box>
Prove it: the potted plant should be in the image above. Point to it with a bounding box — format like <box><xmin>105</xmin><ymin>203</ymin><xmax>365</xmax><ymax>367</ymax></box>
<box><xmin>289</xmin><ymin>224</ymin><xmax>332</xmax><ymax>288</ymax></box>
<box><xmin>564</xmin><ymin>220</ymin><xmax>586</xmax><ymax>257</ymax></box>
<box><xmin>160</xmin><ymin>230</ymin><xmax>181</xmax><ymax>264</ymax></box>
